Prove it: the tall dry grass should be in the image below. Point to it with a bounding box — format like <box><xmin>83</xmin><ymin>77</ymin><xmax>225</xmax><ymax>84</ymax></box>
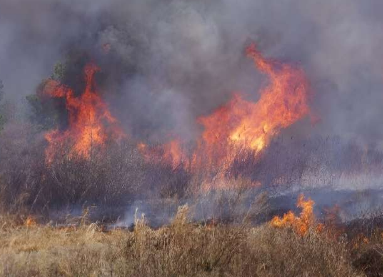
<box><xmin>0</xmin><ymin>206</ymin><xmax>367</xmax><ymax>277</ymax></box>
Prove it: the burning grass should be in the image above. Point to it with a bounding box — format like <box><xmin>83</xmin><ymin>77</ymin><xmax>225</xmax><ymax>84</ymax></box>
<box><xmin>137</xmin><ymin>43</ymin><xmax>310</xmax><ymax>175</ymax></box>
<box><xmin>1</xmin><ymin>40</ymin><xmax>383</xmax><ymax>277</ymax></box>
<box><xmin>43</xmin><ymin>63</ymin><xmax>126</xmax><ymax>163</ymax></box>
<box><xmin>270</xmin><ymin>194</ymin><xmax>321</xmax><ymax>235</ymax></box>
<box><xmin>0</xmin><ymin>115</ymin><xmax>382</xmax><ymax>276</ymax></box>
<box><xmin>0</xmin><ymin>207</ymin><xmax>371</xmax><ymax>277</ymax></box>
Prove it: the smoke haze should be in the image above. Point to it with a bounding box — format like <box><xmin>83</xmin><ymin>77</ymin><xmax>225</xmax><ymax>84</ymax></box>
<box><xmin>1</xmin><ymin>0</ymin><xmax>383</xmax><ymax>152</ymax></box>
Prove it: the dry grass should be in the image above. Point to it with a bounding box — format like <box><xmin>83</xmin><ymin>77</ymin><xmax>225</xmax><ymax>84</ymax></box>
<box><xmin>0</xmin><ymin>207</ymin><xmax>369</xmax><ymax>277</ymax></box>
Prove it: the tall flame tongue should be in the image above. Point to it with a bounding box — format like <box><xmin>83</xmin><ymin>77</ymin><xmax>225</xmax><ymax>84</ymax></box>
<box><xmin>44</xmin><ymin>63</ymin><xmax>125</xmax><ymax>163</ymax></box>
<box><xmin>193</xmin><ymin>44</ymin><xmax>310</xmax><ymax>170</ymax></box>
<box><xmin>271</xmin><ymin>194</ymin><xmax>316</xmax><ymax>236</ymax></box>
<box><xmin>138</xmin><ymin>43</ymin><xmax>310</xmax><ymax>176</ymax></box>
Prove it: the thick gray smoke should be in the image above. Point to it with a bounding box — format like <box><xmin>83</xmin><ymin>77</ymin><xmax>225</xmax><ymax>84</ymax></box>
<box><xmin>3</xmin><ymin>0</ymin><xmax>383</xmax><ymax>227</ymax></box>
<box><xmin>1</xmin><ymin>0</ymin><xmax>383</xmax><ymax>161</ymax></box>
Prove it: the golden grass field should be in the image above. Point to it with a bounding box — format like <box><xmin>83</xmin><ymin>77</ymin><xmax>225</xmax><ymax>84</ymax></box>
<box><xmin>1</xmin><ymin>206</ymin><xmax>382</xmax><ymax>277</ymax></box>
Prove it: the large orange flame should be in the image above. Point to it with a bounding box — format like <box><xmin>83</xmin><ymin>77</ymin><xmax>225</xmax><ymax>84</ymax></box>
<box><xmin>232</xmin><ymin>44</ymin><xmax>309</xmax><ymax>149</ymax></box>
<box><xmin>195</xmin><ymin>44</ymin><xmax>310</xmax><ymax>169</ymax></box>
<box><xmin>271</xmin><ymin>194</ymin><xmax>316</xmax><ymax>235</ymax></box>
<box><xmin>148</xmin><ymin>43</ymin><xmax>310</xmax><ymax>175</ymax></box>
<box><xmin>44</xmin><ymin>63</ymin><xmax>125</xmax><ymax>163</ymax></box>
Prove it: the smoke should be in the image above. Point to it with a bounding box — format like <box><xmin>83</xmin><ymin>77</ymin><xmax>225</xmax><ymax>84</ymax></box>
<box><xmin>1</xmin><ymin>0</ymin><xmax>383</xmax><ymax>165</ymax></box>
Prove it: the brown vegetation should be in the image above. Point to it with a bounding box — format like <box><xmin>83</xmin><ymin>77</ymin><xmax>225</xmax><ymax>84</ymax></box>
<box><xmin>0</xmin><ymin>114</ymin><xmax>382</xmax><ymax>277</ymax></box>
<box><xmin>1</xmin><ymin>207</ymin><xmax>381</xmax><ymax>277</ymax></box>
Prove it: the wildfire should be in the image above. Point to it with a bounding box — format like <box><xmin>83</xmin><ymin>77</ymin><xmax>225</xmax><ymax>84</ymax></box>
<box><xmin>162</xmin><ymin>140</ymin><xmax>186</xmax><ymax>169</ymax></box>
<box><xmin>188</xmin><ymin>44</ymin><xmax>311</xmax><ymax>172</ymax></box>
<box><xmin>233</xmin><ymin>45</ymin><xmax>309</xmax><ymax>147</ymax></box>
<box><xmin>25</xmin><ymin>216</ymin><xmax>37</xmax><ymax>227</ymax></box>
<box><xmin>138</xmin><ymin>43</ymin><xmax>310</xmax><ymax>178</ymax></box>
<box><xmin>271</xmin><ymin>194</ymin><xmax>317</xmax><ymax>235</ymax></box>
<box><xmin>44</xmin><ymin>63</ymin><xmax>125</xmax><ymax>163</ymax></box>
<box><xmin>138</xmin><ymin>140</ymin><xmax>188</xmax><ymax>170</ymax></box>
<box><xmin>199</xmin><ymin>44</ymin><xmax>309</xmax><ymax>165</ymax></box>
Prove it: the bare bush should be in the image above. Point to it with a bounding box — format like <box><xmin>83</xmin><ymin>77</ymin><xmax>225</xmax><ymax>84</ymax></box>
<box><xmin>0</xmin><ymin>122</ymin><xmax>195</xmax><ymax>223</ymax></box>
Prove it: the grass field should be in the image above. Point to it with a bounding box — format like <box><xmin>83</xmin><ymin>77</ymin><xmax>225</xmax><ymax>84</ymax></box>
<box><xmin>1</xmin><ymin>207</ymin><xmax>382</xmax><ymax>277</ymax></box>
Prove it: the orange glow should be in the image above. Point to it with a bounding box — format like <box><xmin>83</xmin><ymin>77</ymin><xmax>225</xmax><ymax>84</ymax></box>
<box><xmin>271</xmin><ymin>194</ymin><xmax>316</xmax><ymax>235</ymax></box>
<box><xmin>232</xmin><ymin>44</ymin><xmax>309</xmax><ymax>149</ymax></box>
<box><xmin>193</xmin><ymin>43</ymin><xmax>310</xmax><ymax>171</ymax></box>
<box><xmin>138</xmin><ymin>139</ymin><xmax>187</xmax><ymax>170</ymax></box>
<box><xmin>25</xmin><ymin>216</ymin><xmax>37</xmax><ymax>227</ymax></box>
<box><xmin>44</xmin><ymin>63</ymin><xmax>125</xmax><ymax>163</ymax></box>
<box><xmin>137</xmin><ymin>43</ymin><xmax>311</xmax><ymax>182</ymax></box>
<box><xmin>162</xmin><ymin>140</ymin><xmax>184</xmax><ymax>169</ymax></box>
